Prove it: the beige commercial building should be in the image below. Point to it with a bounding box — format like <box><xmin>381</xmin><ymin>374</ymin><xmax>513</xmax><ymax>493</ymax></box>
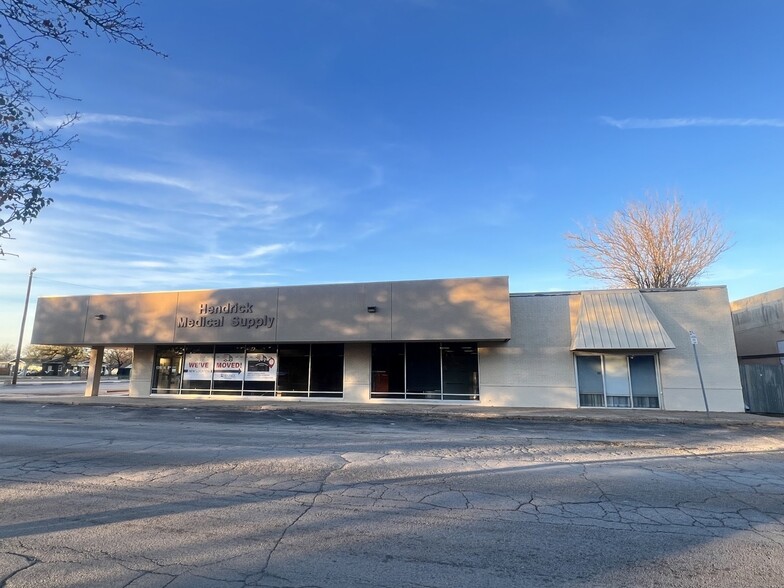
<box><xmin>31</xmin><ymin>276</ymin><xmax>745</xmax><ymax>411</ymax></box>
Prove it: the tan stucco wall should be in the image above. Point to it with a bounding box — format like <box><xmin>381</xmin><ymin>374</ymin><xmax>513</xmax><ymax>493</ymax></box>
<box><xmin>31</xmin><ymin>276</ymin><xmax>511</xmax><ymax>346</ymax></box>
<box><xmin>476</xmin><ymin>288</ymin><xmax>744</xmax><ymax>412</ymax></box>
<box><xmin>129</xmin><ymin>345</ymin><xmax>154</xmax><ymax>397</ymax></box>
<box><xmin>41</xmin><ymin>280</ymin><xmax>743</xmax><ymax>412</ymax></box>
<box><xmin>644</xmin><ymin>288</ymin><xmax>743</xmax><ymax>412</ymax></box>
<box><xmin>479</xmin><ymin>294</ymin><xmax>578</xmax><ymax>407</ymax></box>
<box><xmin>343</xmin><ymin>343</ymin><xmax>371</xmax><ymax>402</ymax></box>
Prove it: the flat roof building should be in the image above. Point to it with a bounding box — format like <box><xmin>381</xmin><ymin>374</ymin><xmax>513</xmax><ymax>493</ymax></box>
<box><xmin>731</xmin><ymin>287</ymin><xmax>784</xmax><ymax>414</ymax></box>
<box><xmin>31</xmin><ymin>276</ymin><xmax>745</xmax><ymax>412</ymax></box>
<box><xmin>732</xmin><ymin>287</ymin><xmax>784</xmax><ymax>363</ymax></box>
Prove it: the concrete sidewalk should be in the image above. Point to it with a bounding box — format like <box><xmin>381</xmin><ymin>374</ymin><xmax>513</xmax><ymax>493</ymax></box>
<box><xmin>0</xmin><ymin>391</ymin><xmax>781</xmax><ymax>427</ymax></box>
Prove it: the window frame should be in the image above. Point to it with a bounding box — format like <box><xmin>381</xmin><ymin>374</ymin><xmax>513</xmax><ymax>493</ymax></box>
<box><xmin>573</xmin><ymin>352</ymin><xmax>662</xmax><ymax>409</ymax></box>
<box><xmin>370</xmin><ymin>342</ymin><xmax>480</xmax><ymax>402</ymax></box>
<box><xmin>151</xmin><ymin>343</ymin><xmax>344</xmax><ymax>398</ymax></box>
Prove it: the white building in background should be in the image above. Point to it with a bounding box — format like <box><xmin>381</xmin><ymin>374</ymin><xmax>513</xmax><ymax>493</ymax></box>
<box><xmin>31</xmin><ymin>276</ymin><xmax>744</xmax><ymax>411</ymax></box>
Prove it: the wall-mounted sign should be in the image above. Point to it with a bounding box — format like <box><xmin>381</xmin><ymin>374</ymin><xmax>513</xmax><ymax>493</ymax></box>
<box><xmin>245</xmin><ymin>352</ymin><xmax>277</xmax><ymax>382</ymax></box>
<box><xmin>177</xmin><ymin>301</ymin><xmax>275</xmax><ymax>330</ymax></box>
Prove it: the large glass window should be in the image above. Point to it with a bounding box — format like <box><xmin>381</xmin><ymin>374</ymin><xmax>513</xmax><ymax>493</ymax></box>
<box><xmin>576</xmin><ymin>354</ymin><xmax>660</xmax><ymax>409</ymax></box>
<box><xmin>406</xmin><ymin>343</ymin><xmax>442</xmax><ymax>399</ymax></box>
<box><xmin>371</xmin><ymin>343</ymin><xmax>405</xmax><ymax>398</ymax></box>
<box><xmin>243</xmin><ymin>345</ymin><xmax>276</xmax><ymax>396</ymax></box>
<box><xmin>371</xmin><ymin>342</ymin><xmax>479</xmax><ymax>401</ymax></box>
<box><xmin>442</xmin><ymin>344</ymin><xmax>479</xmax><ymax>400</ymax></box>
<box><xmin>182</xmin><ymin>345</ymin><xmax>214</xmax><ymax>394</ymax></box>
<box><xmin>310</xmin><ymin>344</ymin><xmax>344</xmax><ymax>396</ymax></box>
<box><xmin>629</xmin><ymin>355</ymin><xmax>659</xmax><ymax>408</ymax></box>
<box><xmin>576</xmin><ymin>355</ymin><xmax>603</xmax><ymax>407</ymax></box>
<box><xmin>212</xmin><ymin>345</ymin><xmax>245</xmax><ymax>395</ymax></box>
<box><xmin>604</xmin><ymin>355</ymin><xmax>631</xmax><ymax>408</ymax></box>
<box><xmin>152</xmin><ymin>344</ymin><xmax>343</xmax><ymax>398</ymax></box>
<box><xmin>277</xmin><ymin>345</ymin><xmax>310</xmax><ymax>394</ymax></box>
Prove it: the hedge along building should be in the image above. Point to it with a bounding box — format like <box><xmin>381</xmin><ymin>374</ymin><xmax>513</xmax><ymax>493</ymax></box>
<box><xmin>30</xmin><ymin>276</ymin><xmax>745</xmax><ymax>411</ymax></box>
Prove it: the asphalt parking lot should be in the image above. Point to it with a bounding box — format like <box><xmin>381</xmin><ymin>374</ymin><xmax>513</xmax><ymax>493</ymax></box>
<box><xmin>1</xmin><ymin>402</ymin><xmax>783</xmax><ymax>587</ymax></box>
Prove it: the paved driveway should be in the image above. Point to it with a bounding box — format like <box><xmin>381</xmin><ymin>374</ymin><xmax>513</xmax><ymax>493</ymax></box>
<box><xmin>1</xmin><ymin>404</ymin><xmax>783</xmax><ymax>587</ymax></box>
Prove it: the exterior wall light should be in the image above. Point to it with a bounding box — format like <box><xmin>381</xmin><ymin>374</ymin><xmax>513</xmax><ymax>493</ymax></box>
<box><xmin>94</xmin><ymin>314</ymin><xmax>106</xmax><ymax>320</ymax></box>
<box><xmin>367</xmin><ymin>306</ymin><xmax>378</xmax><ymax>313</ymax></box>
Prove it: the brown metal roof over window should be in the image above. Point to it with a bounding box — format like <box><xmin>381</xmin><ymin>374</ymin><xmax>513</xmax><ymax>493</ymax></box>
<box><xmin>571</xmin><ymin>291</ymin><xmax>675</xmax><ymax>351</ymax></box>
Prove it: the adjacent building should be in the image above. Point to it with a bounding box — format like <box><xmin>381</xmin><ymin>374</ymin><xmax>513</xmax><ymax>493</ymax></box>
<box><xmin>30</xmin><ymin>276</ymin><xmax>745</xmax><ymax>411</ymax></box>
<box><xmin>731</xmin><ymin>288</ymin><xmax>784</xmax><ymax>414</ymax></box>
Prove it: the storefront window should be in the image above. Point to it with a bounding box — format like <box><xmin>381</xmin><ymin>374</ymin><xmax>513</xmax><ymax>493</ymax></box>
<box><xmin>212</xmin><ymin>345</ymin><xmax>245</xmax><ymax>395</ymax></box>
<box><xmin>371</xmin><ymin>343</ymin><xmax>405</xmax><ymax>398</ymax></box>
<box><xmin>151</xmin><ymin>344</ymin><xmax>343</xmax><ymax>398</ymax></box>
<box><xmin>371</xmin><ymin>342</ymin><xmax>479</xmax><ymax>401</ymax></box>
<box><xmin>310</xmin><ymin>344</ymin><xmax>344</xmax><ymax>396</ymax></box>
<box><xmin>629</xmin><ymin>355</ymin><xmax>659</xmax><ymax>408</ymax></box>
<box><xmin>442</xmin><ymin>344</ymin><xmax>479</xmax><ymax>400</ymax></box>
<box><xmin>576</xmin><ymin>355</ymin><xmax>603</xmax><ymax>407</ymax></box>
<box><xmin>181</xmin><ymin>345</ymin><xmax>214</xmax><ymax>394</ymax></box>
<box><xmin>576</xmin><ymin>354</ymin><xmax>660</xmax><ymax>409</ymax></box>
<box><xmin>277</xmin><ymin>344</ymin><xmax>310</xmax><ymax>394</ymax></box>
<box><xmin>243</xmin><ymin>345</ymin><xmax>276</xmax><ymax>395</ymax></box>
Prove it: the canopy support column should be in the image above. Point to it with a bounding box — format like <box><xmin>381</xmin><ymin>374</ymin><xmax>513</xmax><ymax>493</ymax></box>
<box><xmin>84</xmin><ymin>346</ymin><xmax>105</xmax><ymax>397</ymax></box>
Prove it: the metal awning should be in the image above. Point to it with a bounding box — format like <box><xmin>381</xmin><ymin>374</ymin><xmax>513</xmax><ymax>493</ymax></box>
<box><xmin>571</xmin><ymin>290</ymin><xmax>675</xmax><ymax>351</ymax></box>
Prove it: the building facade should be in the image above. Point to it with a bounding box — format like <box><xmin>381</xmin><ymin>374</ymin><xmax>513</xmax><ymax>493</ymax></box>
<box><xmin>731</xmin><ymin>288</ymin><xmax>784</xmax><ymax>414</ymax></box>
<box><xmin>31</xmin><ymin>276</ymin><xmax>745</xmax><ymax>411</ymax></box>
<box><xmin>732</xmin><ymin>287</ymin><xmax>784</xmax><ymax>363</ymax></box>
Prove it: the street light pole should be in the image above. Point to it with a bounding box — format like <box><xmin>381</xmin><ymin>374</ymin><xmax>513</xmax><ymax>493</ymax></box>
<box><xmin>11</xmin><ymin>267</ymin><xmax>36</xmax><ymax>386</ymax></box>
<box><xmin>689</xmin><ymin>330</ymin><xmax>710</xmax><ymax>417</ymax></box>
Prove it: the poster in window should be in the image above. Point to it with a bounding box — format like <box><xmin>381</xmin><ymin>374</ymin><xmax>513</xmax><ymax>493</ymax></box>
<box><xmin>213</xmin><ymin>353</ymin><xmax>244</xmax><ymax>381</ymax></box>
<box><xmin>183</xmin><ymin>353</ymin><xmax>213</xmax><ymax>381</ymax></box>
<box><xmin>245</xmin><ymin>352</ymin><xmax>277</xmax><ymax>381</ymax></box>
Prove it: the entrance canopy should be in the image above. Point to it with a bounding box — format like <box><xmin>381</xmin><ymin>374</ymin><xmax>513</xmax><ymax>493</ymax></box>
<box><xmin>571</xmin><ymin>290</ymin><xmax>675</xmax><ymax>351</ymax></box>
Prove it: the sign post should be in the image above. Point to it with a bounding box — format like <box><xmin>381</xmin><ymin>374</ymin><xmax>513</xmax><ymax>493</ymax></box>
<box><xmin>689</xmin><ymin>330</ymin><xmax>710</xmax><ymax>417</ymax></box>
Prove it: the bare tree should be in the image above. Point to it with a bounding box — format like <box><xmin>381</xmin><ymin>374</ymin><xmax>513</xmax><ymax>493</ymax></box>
<box><xmin>26</xmin><ymin>344</ymin><xmax>87</xmax><ymax>365</ymax></box>
<box><xmin>566</xmin><ymin>194</ymin><xmax>732</xmax><ymax>289</ymax></box>
<box><xmin>0</xmin><ymin>342</ymin><xmax>16</xmax><ymax>361</ymax></box>
<box><xmin>0</xmin><ymin>0</ymin><xmax>162</xmax><ymax>256</ymax></box>
<box><xmin>104</xmin><ymin>347</ymin><xmax>132</xmax><ymax>372</ymax></box>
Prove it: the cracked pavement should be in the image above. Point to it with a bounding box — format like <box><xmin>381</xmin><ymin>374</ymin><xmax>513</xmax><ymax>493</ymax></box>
<box><xmin>0</xmin><ymin>404</ymin><xmax>783</xmax><ymax>587</ymax></box>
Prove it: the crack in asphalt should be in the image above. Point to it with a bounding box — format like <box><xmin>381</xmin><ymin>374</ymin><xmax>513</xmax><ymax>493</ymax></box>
<box><xmin>1</xmin><ymin>406</ymin><xmax>784</xmax><ymax>586</ymax></box>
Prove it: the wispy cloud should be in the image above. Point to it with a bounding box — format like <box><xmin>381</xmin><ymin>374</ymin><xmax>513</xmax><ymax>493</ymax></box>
<box><xmin>202</xmin><ymin>243</ymin><xmax>290</xmax><ymax>263</ymax></box>
<box><xmin>127</xmin><ymin>261</ymin><xmax>171</xmax><ymax>269</ymax></box>
<box><xmin>35</xmin><ymin>112</ymin><xmax>176</xmax><ymax>130</ymax></box>
<box><xmin>68</xmin><ymin>164</ymin><xmax>198</xmax><ymax>192</ymax></box>
<box><xmin>600</xmin><ymin>116</ymin><xmax>784</xmax><ymax>129</ymax></box>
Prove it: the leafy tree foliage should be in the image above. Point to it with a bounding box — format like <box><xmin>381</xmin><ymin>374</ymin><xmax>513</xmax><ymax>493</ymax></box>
<box><xmin>0</xmin><ymin>0</ymin><xmax>161</xmax><ymax>255</ymax></box>
<box><xmin>566</xmin><ymin>194</ymin><xmax>732</xmax><ymax>289</ymax></box>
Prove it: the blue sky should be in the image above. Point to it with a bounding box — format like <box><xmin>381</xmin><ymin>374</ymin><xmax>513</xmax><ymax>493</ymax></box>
<box><xmin>2</xmin><ymin>0</ymin><xmax>783</xmax><ymax>346</ymax></box>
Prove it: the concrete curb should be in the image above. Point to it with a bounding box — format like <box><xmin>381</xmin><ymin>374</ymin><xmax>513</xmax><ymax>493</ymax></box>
<box><xmin>1</xmin><ymin>394</ymin><xmax>782</xmax><ymax>427</ymax></box>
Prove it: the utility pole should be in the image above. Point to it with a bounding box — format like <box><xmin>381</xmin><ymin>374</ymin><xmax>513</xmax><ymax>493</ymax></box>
<box><xmin>11</xmin><ymin>267</ymin><xmax>36</xmax><ymax>386</ymax></box>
